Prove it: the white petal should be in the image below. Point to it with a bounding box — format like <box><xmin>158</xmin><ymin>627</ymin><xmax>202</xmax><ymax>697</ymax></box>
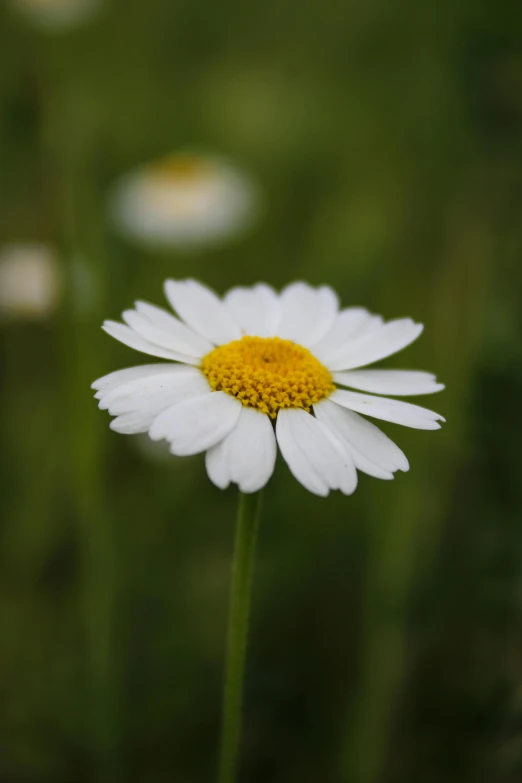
<box><xmin>315</xmin><ymin>399</ymin><xmax>409</xmax><ymax>473</ymax></box>
<box><xmin>276</xmin><ymin>411</ymin><xmax>327</xmax><ymax>495</ymax></box>
<box><xmin>105</xmin><ymin>371</ymin><xmax>210</xmax><ymax>434</ymax></box>
<box><xmin>226</xmin><ymin>407</ymin><xmax>277</xmax><ymax>493</ymax></box>
<box><xmin>347</xmin><ymin>450</ymin><xmax>394</xmax><ymax>480</ymax></box>
<box><xmin>314</xmin><ymin>286</ymin><xmax>340</xmax><ymax>341</ymax></box>
<box><xmin>333</xmin><ymin>370</ymin><xmax>445</xmax><ymax>396</ymax></box>
<box><xmin>330</xmin><ymin>389</ymin><xmax>445</xmax><ymax>430</ymax></box>
<box><xmin>205</xmin><ymin>442</ymin><xmax>231</xmax><ymax>490</ymax></box>
<box><xmin>205</xmin><ymin>406</ymin><xmax>277</xmax><ymax>493</ymax></box>
<box><xmin>311</xmin><ymin>308</ymin><xmax>374</xmax><ymax>362</ymax></box>
<box><xmin>97</xmin><ymin>364</ymin><xmax>194</xmax><ymax>406</ymax></box>
<box><xmin>326</xmin><ymin>318</ymin><xmax>424</xmax><ymax>371</ymax></box>
<box><xmin>122</xmin><ymin>309</ymin><xmax>207</xmax><ymax>360</ymax></box>
<box><xmin>92</xmin><ymin>364</ymin><xmax>177</xmax><ymax>392</ymax></box>
<box><xmin>98</xmin><ymin>368</ymin><xmax>210</xmax><ymax>417</ymax></box>
<box><xmin>135</xmin><ymin>301</ymin><xmax>214</xmax><ymax>356</ymax></box>
<box><xmin>102</xmin><ymin>321</ymin><xmax>199</xmax><ymax>364</ymax></box>
<box><xmin>277</xmin><ymin>282</ymin><xmax>339</xmax><ymax>346</ymax></box>
<box><xmin>149</xmin><ymin>391</ymin><xmax>241</xmax><ymax>455</ymax></box>
<box><xmin>276</xmin><ymin>408</ymin><xmax>357</xmax><ymax>496</ymax></box>
<box><xmin>223</xmin><ymin>283</ymin><xmax>280</xmax><ymax>337</ymax></box>
<box><xmin>110</xmin><ymin>412</ymin><xmax>154</xmax><ymax>434</ymax></box>
<box><xmin>164</xmin><ymin>278</ymin><xmax>242</xmax><ymax>345</ymax></box>
<box><xmin>314</xmin><ymin>400</ymin><xmax>394</xmax><ymax>479</ymax></box>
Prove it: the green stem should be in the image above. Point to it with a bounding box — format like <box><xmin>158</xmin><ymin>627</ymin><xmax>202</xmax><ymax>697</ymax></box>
<box><xmin>218</xmin><ymin>490</ymin><xmax>263</xmax><ymax>783</ymax></box>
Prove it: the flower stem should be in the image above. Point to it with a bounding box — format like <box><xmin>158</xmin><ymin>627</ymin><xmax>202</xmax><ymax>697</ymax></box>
<box><xmin>218</xmin><ymin>490</ymin><xmax>263</xmax><ymax>783</ymax></box>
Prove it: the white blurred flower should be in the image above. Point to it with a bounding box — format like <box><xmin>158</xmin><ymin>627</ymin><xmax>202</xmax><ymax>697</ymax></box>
<box><xmin>0</xmin><ymin>243</ymin><xmax>61</xmax><ymax>320</ymax></box>
<box><xmin>93</xmin><ymin>279</ymin><xmax>445</xmax><ymax>497</ymax></box>
<box><xmin>10</xmin><ymin>0</ymin><xmax>103</xmax><ymax>29</ymax></box>
<box><xmin>109</xmin><ymin>153</ymin><xmax>258</xmax><ymax>250</ymax></box>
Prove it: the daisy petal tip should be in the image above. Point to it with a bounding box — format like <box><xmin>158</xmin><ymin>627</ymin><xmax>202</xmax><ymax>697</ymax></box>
<box><xmin>238</xmin><ymin>481</ymin><xmax>265</xmax><ymax>494</ymax></box>
<box><xmin>163</xmin><ymin>278</ymin><xmax>178</xmax><ymax>299</ymax></box>
<box><xmin>147</xmin><ymin>423</ymin><xmax>164</xmax><ymax>442</ymax></box>
<box><xmin>169</xmin><ymin>442</ymin><xmax>195</xmax><ymax>457</ymax></box>
<box><xmin>205</xmin><ymin>449</ymin><xmax>231</xmax><ymax>490</ymax></box>
<box><xmin>310</xmin><ymin>484</ymin><xmax>330</xmax><ymax>498</ymax></box>
<box><xmin>101</xmin><ymin>320</ymin><xmax>122</xmax><ymax>336</ymax></box>
<box><xmin>109</xmin><ymin>418</ymin><xmax>126</xmax><ymax>434</ymax></box>
<box><xmin>408</xmin><ymin>320</ymin><xmax>424</xmax><ymax>339</ymax></box>
<box><xmin>209</xmin><ymin>476</ymin><xmax>231</xmax><ymax>491</ymax></box>
<box><xmin>312</xmin><ymin>490</ymin><xmax>329</xmax><ymax>498</ymax></box>
<box><xmin>368</xmin><ymin>467</ymin><xmax>395</xmax><ymax>481</ymax></box>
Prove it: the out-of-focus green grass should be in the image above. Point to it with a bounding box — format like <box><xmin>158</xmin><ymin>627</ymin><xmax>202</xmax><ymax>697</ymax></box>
<box><xmin>1</xmin><ymin>0</ymin><xmax>522</xmax><ymax>781</ymax></box>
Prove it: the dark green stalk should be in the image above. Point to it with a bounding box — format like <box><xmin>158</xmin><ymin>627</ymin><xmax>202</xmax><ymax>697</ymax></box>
<box><xmin>218</xmin><ymin>491</ymin><xmax>263</xmax><ymax>783</ymax></box>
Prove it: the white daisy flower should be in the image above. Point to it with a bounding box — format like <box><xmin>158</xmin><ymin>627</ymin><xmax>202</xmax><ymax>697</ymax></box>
<box><xmin>0</xmin><ymin>243</ymin><xmax>61</xmax><ymax>320</ymax></box>
<box><xmin>10</xmin><ymin>0</ymin><xmax>103</xmax><ymax>29</ymax></box>
<box><xmin>109</xmin><ymin>153</ymin><xmax>258</xmax><ymax>250</ymax></box>
<box><xmin>93</xmin><ymin>280</ymin><xmax>445</xmax><ymax>496</ymax></box>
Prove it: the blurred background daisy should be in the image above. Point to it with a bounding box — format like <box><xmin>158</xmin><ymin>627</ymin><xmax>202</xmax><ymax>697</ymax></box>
<box><xmin>0</xmin><ymin>243</ymin><xmax>61</xmax><ymax>320</ymax></box>
<box><xmin>1</xmin><ymin>0</ymin><xmax>521</xmax><ymax>782</ymax></box>
<box><xmin>109</xmin><ymin>152</ymin><xmax>258</xmax><ymax>250</ymax></box>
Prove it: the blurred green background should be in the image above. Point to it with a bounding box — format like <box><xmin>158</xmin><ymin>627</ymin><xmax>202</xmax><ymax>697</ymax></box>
<box><xmin>1</xmin><ymin>0</ymin><xmax>522</xmax><ymax>781</ymax></box>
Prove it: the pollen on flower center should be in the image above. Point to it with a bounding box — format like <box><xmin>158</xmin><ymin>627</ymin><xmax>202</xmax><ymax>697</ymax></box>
<box><xmin>201</xmin><ymin>336</ymin><xmax>335</xmax><ymax>418</ymax></box>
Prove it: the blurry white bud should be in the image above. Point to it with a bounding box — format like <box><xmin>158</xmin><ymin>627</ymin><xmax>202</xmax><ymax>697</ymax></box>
<box><xmin>109</xmin><ymin>153</ymin><xmax>259</xmax><ymax>250</ymax></box>
<box><xmin>0</xmin><ymin>243</ymin><xmax>61</xmax><ymax>320</ymax></box>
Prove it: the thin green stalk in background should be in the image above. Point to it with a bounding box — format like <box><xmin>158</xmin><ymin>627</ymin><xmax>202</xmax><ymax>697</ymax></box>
<box><xmin>338</xmin><ymin>195</ymin><xmax>494</xmax><ymax>783</ymax></box>
<box><xmin>218</xmin><ymin>491</ymin><xmax>263</xmax><ymax>783</ymax></box>
<box><xmin>61</xmin><ymin>157</ymin><xmax>121</xmax><ymax>782</ymax></box>
<box><xmin>40</xmin><ymin>37</ymin><xmax>121</xmax><ymax>781</ymax></box>
<box><xmin>339</xmin><ymin>487</ymin><xmax>422</xmax><ymax>783</ymax></box>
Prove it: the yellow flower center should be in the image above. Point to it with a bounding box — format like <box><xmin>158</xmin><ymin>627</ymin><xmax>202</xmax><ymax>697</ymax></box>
<box><xmin>148</xmin><ymin>154</ymin><xmax>212</xmax><ymax>184</ymax></box>
<box><xmin>201</xmin><ymin>336</ymin><xmax>335</xmax><ymax>418</ymax></box>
